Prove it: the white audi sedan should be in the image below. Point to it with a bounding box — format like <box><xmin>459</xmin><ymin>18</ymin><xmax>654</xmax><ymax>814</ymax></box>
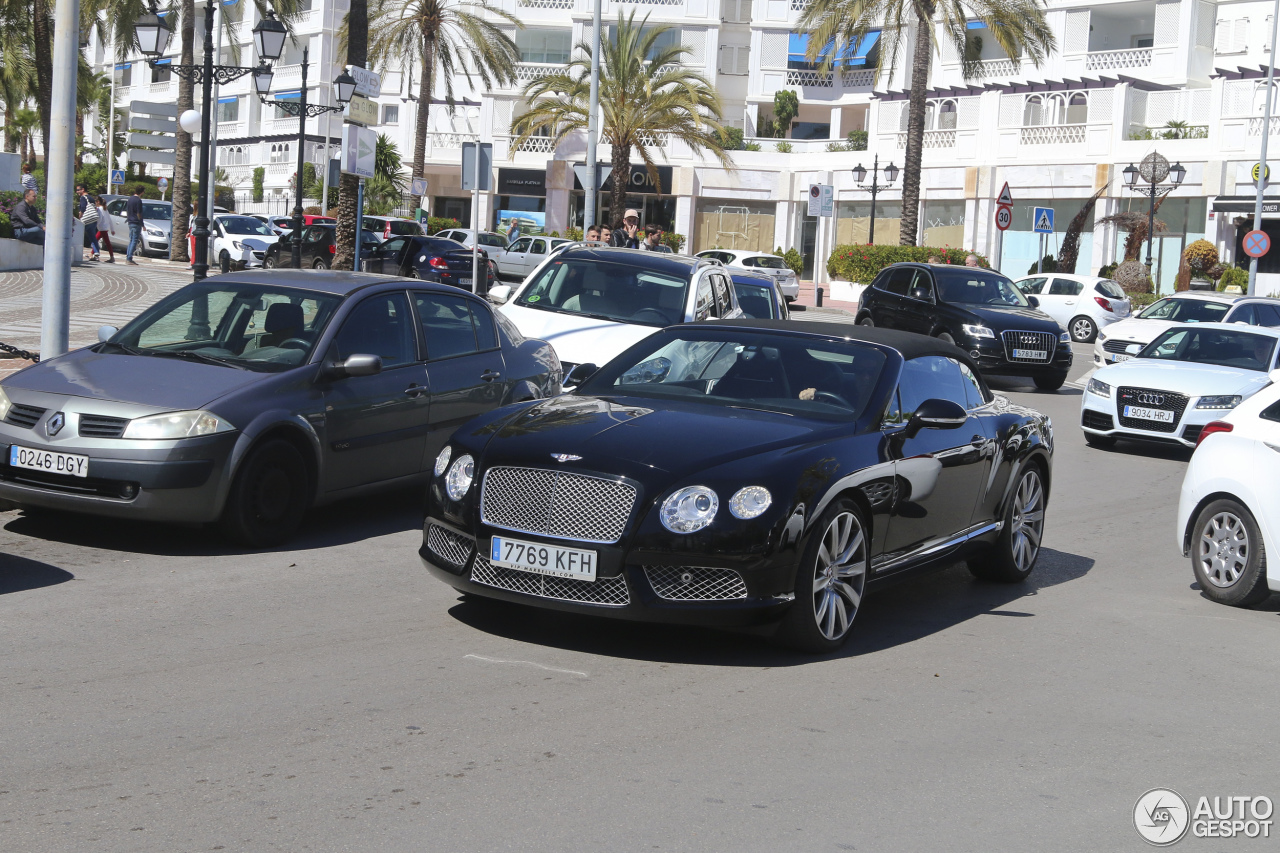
<box><xmin>1177</xmin><ymin>381</ymin><xmax>1280</xmax><ymax>607</ymax></box>
<box><xmin>1081</xmin><ymin>323</ymin><xmax>1280</xmax><ymax>448</ymax></box>
<box><xmin>1013</xmin><ymin>273</ymin><xmax>1131</xmax><ymax>343</ymax></box>
<box><xmin>1091</xmin><ymin>292</ymin><xmax>1239</xmax><ymax>367</ymax></box>
<box><xmin>695</xmin><ymin>250</ymin><xmax>800</xmax><ymax>302</ymax></box>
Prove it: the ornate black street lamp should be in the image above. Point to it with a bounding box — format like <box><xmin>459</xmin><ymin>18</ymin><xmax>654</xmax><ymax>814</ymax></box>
<box><xmin>852</xmin><ymin>155</ymin><xmax>899</xmax><ymax>244</ymax></box>
<box><xmin>1122</xmin><ymin>152</ymin><xmax>1186</xmax><ymax>279</ymax></box>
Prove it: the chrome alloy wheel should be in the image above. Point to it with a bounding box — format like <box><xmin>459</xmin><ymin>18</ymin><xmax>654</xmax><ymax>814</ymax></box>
<box><xmin>1197</xmin><ymin>511</ymin><xmax>1251</xmax><ymax>588</ymax></box>
<box><xmin>1071</xmin><ymin>316</ymin><xmax>1095</xmax><ymax>342</ymax></box>
<box><xmin>1009</xmin><ymin>469</ymin><xmax>1045</xmax><ymax>573</ymax></box>
<box><xmin>811</xmin><ymin>511</ymin><xmax>868</xmax><ymax>641</ymax></box>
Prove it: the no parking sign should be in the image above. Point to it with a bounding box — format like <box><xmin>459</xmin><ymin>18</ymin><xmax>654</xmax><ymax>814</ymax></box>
<box><xmin>1244</xmin><ymin>229</ymin><xmax>1271</xmax><ymax>258</ymax></box>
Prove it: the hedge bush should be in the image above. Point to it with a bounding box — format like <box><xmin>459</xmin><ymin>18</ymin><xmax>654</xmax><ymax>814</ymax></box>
<box><xmin>660</xmin><ymin>232</ymin><xmax>686</xmax><ymax>253</ymax></box>
<box><xmin>827</xmin><ymin>244</ymin><xmax>989</xmax><ymax>283</ymax></box>
<box><xmin>425</xmin><ymin>216</ymin><xmax>461</xmax><ymax>235</ymax></box>
<box><xmin>1218</xmin><ymin>267</ymin><xmax>1249</xmax><ymax>292</ymax></box>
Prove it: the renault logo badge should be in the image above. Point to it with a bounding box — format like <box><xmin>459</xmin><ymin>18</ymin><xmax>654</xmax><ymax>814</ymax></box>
<box><xmin>46</xmin><ymin>412</ymin><xmax>66</xmax><ymax>437</ymax></box>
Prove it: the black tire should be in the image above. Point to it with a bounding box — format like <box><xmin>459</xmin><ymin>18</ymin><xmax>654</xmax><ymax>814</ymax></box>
<box><xmin>263</xmin><ymin>254</ymin><xmax>277</xmax><ymax>269</ymax></box>
<box><xmin>776</xmin><ymin>498</ymin><xmax>869</xmax><ymax>654</ymax></box>
<box><xmin>220</xmin><ymin>439</ymin><xmax>310</xmax><ymax>548</ymax></box>
<box><xmin>1068</xmin><ymin>315</ymin><xmax>1097</xmax><ymax>343</ymax></box>
<box><xmin>1190</xmin><ymin>499</ymin><xmax>1270</xmax><ymax>607</ymax></box>
<box><xmin>312</xmin><ymin>258</ymin><xmax>330</xmax><ymax>270</ymax></box>
<box><xmin>219</xmin><ymin>249</ymin><xmax>231</xmax><ymax>273</ymax></box>
<box><xmin>969</xmin><ymin>461</ymin><xmax>1045</xmax><ymax>583</ymax></box>
<box><xmin>936</xmin><ymin>331</ymin><xmax>956</xmax><ymax>345</ymax></box>
<box><xmin>1084</xmin><ymin>432</ymin><xmax>1116</xmax><ymax>449</ymax></box>
<box><xmin>858</xmin><ymin>316</ymin><xmax>875</xmax><ymax>327</ymax></box>
<box><xmin>1033</xmin><ymin>373</ymin><xmax>1066</xmax><ymax>391</ymax></box>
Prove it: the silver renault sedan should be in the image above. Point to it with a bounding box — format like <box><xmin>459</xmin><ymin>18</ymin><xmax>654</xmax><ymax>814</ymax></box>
<box><xmin>0</xmin><ymin>271</ymin><xmax>559</xmax><ymax>546</ymax></box>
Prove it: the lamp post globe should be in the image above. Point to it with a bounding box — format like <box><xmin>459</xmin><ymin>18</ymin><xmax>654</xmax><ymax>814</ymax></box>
<box><xmin>179</xmin><ymin>109</ymin><xmax>202</xmax><ymax>134</ymax></box>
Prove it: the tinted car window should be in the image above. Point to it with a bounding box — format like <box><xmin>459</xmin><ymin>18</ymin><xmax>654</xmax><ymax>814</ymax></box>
<box><xmin>331</xmin><ymin>292</ymin><xmax>416</xmax><ymax>368</ymax></box>
<box><xmin>745</xmin><ymin>255</ymin><xmax>787</xmax><ymax>269</ymax></box>
<box><xmin>108</xmin><ymin>199</ymin><xmax>127</xmax><ymax>215</ymax></box>
<box><xmin>735</xmin><ymin>282</ymin><xmax>776</xmax><ymax>318</ymax></box>
<box><xmin>479</xmin><ymin>234</ymin><xmax>507</xmax><ymax>248</ymax></box>
<box><xmin>1140</xmin><ymin>327</ymin><xmax>1277</xmax><ymax>371</ymax></box>
<box><xmin>414</xmin><ymin>292</ymin><xmax>479</xmax><ymax>360</ymax></box>
<box><xmin>1138</xmin><ymin>297</ymin><xmax>1230</xmax><ymax>322</ymax></box>
<box><xmin>957</xmin><ymin>361</ymin><xmax>988</xmax><ymax>408</ymax></box>
<box><xmin>1261</xmin><ymin>304</ymin><xmax>1280</xmax><ymax>326</ymax></box>
<box><xmin>381</xmin><ymin>237</ymin><xmax>408</xmax><ymax>256</ymax></box>
<box><xmin>711</xmin><ymin>274</ymin><xmax>733</xmax><ymax>315</ymax></box>
<box><xmin>472</xmin><ymin>303</ymin><xmax>498</xmax><ymax>351</ymax></box>
<box><xmin>1019</xmin><ymin>277</ymin><xmax>1047</xmax><ymax>295</ymax></box>
<box><xmin>695</xmin><ymin>278</ymin><xmax>716</xmax><ymax>321</ymax></box>
<box><xmin>1049</xmin><ymin>278</ymin><xmax>1083</xmax><ymax>296</ymax></box>
<box><xmin>516</xmin><ymin>258</ymin><xmax>691</xmax><ymax>327</ymax></box>
<box><xmin>1096</xmin><ymin>280</ymin><xmax>1126</xmax><ymax>299</ymax></box>
<box><xmin>881</xmin><ymin>267</ymin><xmax>914</xmax><ymax>296</ymax></box>
<box><xmin>509</xmin><ymin>238</ymin><xmax>532</xmax><ymax>253</ymax></box>
<box><xmin>531</xmin><ymin>239</ymin><xmax>548</xmax><ymax>254</ymax></box>
<box><xmin>937</xmin><ymin>270</ymin><xmax>1029</xmax><ymax>307</ymax></box>
<box><xmin>899</xmin><ymin>356</ymin><xmax>972</xmax><ymax>417</ymax></box>
<box><xmin>389</xmin><ymin>221</ymin><xmax>421</xmax><ymax>236</ymax></box>
<box><xmin>1261</xmin><ymin>399</ymin><xmax>1280</xmax><ymax>423</ymax></box>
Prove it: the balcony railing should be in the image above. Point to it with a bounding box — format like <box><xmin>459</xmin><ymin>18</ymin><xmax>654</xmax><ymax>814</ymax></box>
<box><xmin>517</xmin><ymin>0</ymin><xmax>573</xmax><ymax>7</ymax></box>
<box><xmin>841</xmin><ymin>69</ymin><xmax>875</xmax><ymax>87</ymax></box>
<box><xmin>977</xmin><ymin>58</ymin><xmax>1020</xmax><ymax>78</ymax></box>
<box><xmin>266</xmin><ymin>162</ymin><xmax>292</xmax><ymax>176</ymax></box>
<box><xmin>511</xmin><ymin>136</ymin><xmax>557</xmax><ymax>153</ymax></box>
<box><xmin>1085</xmin><ymin>48</ymin><xmax>1152</xmax><ymax>70</ymax></box>
<box><xmin>216</xmin><ymin>121</ymin><xmax>248</xmax><ymax>139</ymax></box>
<box><xmin>1020</xmin><ymin>124</ymin><xmax>1086</xmax><ymax>145</ymax></box>
<box><xmin>271</xmin><ymin>64</ymin><xmax>303</xmax><ymax>87</ymax></box>
<box><xmin>1249</xmin><ymin>117</ymin><xmax>1280</xmax><ymax>136</ymax></box>
<box><xmin>149</xmin><ymin>80</ymin><xmax>175</xmax><ymax>95</ymax></box>
<box><xmin>427</xmin><ymin>131</ymin><xmax>479</xmax><ymax>150</ymax></box>
<box><xmin>786</xmin><ymin>69</ymin><xmax>834</xmax><ymax>88</ymax></box>
<box><xmin>896</xmin><ymin>129</ymin><xmax>957</xmax><ymax>149</ymax></box>
<box><xmin>515</xmin><ymin>62</ymin><xmax>562</xmax><ymax>84</ymax></box>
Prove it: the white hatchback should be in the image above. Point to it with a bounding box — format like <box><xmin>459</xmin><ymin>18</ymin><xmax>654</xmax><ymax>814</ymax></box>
<box><xmin>1013</xmin><ymin>273</ymin><xmax>1130</xmax><ymax>343</ymax></box>
<box><xmin>695</xmin><ymin>250</ymin><xmax>800</xmax><ymax>301</ymax></box>
<box><xmin>1091</xmin><ymin>292</ymin><xmax>1240</xmax><ymax>367</ymax></box>
<box><xmin>1176</xmin><ymin>380</ymin><xmax>1280</xmax><ymax>607</ymax></box>
<box><xmin>1081</xmin><ymin>322</ymin><xmax>1280</xmax><ymax>448</ymax></box>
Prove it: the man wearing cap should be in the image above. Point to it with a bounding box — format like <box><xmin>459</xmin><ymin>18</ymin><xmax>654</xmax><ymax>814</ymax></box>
<box><xmin>610</xmin><ymin>208</ymin><xmax>641</xmax><ymax>248</ymax></box>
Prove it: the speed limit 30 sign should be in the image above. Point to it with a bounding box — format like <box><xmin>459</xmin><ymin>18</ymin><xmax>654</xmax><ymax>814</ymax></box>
<box><xmin>995</xmin><ymin>204</ymin><xmax>1012</xmax><ymax>231</ymax></box>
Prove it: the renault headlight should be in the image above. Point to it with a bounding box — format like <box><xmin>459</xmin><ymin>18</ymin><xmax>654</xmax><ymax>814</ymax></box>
<box><xmin>1196</xmin><ymin>395</ymin><xmax>1242</xmax><ymax>410</ymax></box>
<box><xmin>122</xmin><ymin>410</ymin><xmax>234</xmax><ymax>439</ymax></box>
<box><xmin>0</xmin><ymin>386</ymin><xmax>11</xmax><ymax>421</ymax></box>
<box><xmin>1086</xmin><ymin>378</ymin><xmax>1111</xmax><ymax>398</ymax></box>
<box><xmin>445</xmin><ymin>454</ymin><xmax>475</xmax><ymax>501</ymax></box>
<box><xmin>729</xmin><ymin>486</ymin><xmax>772</xmax><ymax>520</ymax></box>
<box><xmin>961</xmin><ymin>324</ymin><xmax>995</xmax><ymax>340</ymax></box>
<box><xmin>660</xmin><ymin>485</ymin><xmax>719</xmax><ymax>534</ymax></box>
<box><xmin>434</xmin><ymin>445</ymin><xmax>452</xmax><ymax>477</ymax></box>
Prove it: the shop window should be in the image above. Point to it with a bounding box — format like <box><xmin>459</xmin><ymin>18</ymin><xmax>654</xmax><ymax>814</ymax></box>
<box><xmin>693</xmin><ymin>200</ymin><xmax>777</xmax><ymax>253</ymax></box>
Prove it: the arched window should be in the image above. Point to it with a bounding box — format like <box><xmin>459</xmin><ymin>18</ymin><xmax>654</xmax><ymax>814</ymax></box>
<box><xmin>1023</xmin><ymin>95</ymin><xmax>1045</xmax><ymax>126</ymax></box>
<box><xmin>924</xmin><ymin>102</ymin><xmax>936</xmax><ymax>130</ymax></box>
<box><xmin>1065</xmin><ymin>93</ymin><xmax>1088</xmax><ymax>124</ymax></box>
<box><xmin>937</xmin><ymin>99</ymin><xmax>958</xmax><ymax>130</ymax></box>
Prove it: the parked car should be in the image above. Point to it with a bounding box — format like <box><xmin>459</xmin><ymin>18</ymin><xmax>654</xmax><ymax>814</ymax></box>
<box><xmin>420</xmin><ymin>320</ymin><xmax>1053</xmax><ymax>652</ymax></box>
<box><xmin>695</xmin><ymin>250</ymin><xmax>801</xmax><ymax>302</ymax></box>
<box><xmin>0</xmin><ymin>272</ymin><xmax>560</xmax><ymax>546</ymax></box>
<box><xmin>1176</xmin><ymin>380</ymin><xmax>1280</xmax><ymax>607</ymax></box>
<box><xmin>1081</xmin><ymin>323</ymin><xmax>1280</xmax><ymax>448</ymax></box>
<box><xmin>434</xmin><ymin>229</ymin><xmax>513</xmax><ymax>269</ymax></box>
<box><xmin>362</xmin><ymin>216</ymin><xmax>427</xmax><ymax>242</ymax></box>
<box><xmin>103</xmin><ymin>195</ymin><xmax>172</xmax><ymax>257</ymax></box>
<box><xmin>1092</xmin><ymin>292</ymin><xmax>1240</xmax><ymax>367</ymax></box>
<box><xmin>361</xmin><ymin>234</ymin><xmax>498</xmax><ymax>291</ymax></box>
<box><xmin>202</xmin><ymin>214</ymin><xmax>279</xmax><ymax>269</ymax></box>
<box><xmin>857</xmin><ymin>262</ymin><xmax>1073</xmax><ymax>390</ymax></box>
<box><xmin>496</xmin><ymin>236</ymin><xmax>572</xmax><ymax>280</ymax></box>
<box><xmin>261</xmin><ymin>224</ymin><xmax>381</xmax><ymax>269</ymax></box>
<box><xmin>250</xmin><ymin>214</ymin><xmax>332</xmax><ymax>237</ymax></box>
<box><xmin>1223</xmin><ymin>296</ymin><xmax>1280</xmax><ymax>327</ymax></box>
<box><xmin>489</xmin><ymin>246</ymin><xmax>743</xmax><ymax>374</ymax></box>
<box><xmin>731</xmin><ymin>273</ymin><xmax>790</xmax><ymax>319</ymax></box>
<box><xmin>1012</xmin><ymin>273</ymin><xmax>1131</xmax><ymax>343</ymax></box>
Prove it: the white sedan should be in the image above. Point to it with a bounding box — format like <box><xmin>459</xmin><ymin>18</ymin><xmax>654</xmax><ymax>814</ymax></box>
<box><xmin>1091</xmin><ymin>292</ymin><xmax>1239</xmax><ymax>367</ymax></box>
<box><xmin>1176</xmin><ymin>381</ymin><xmax>1280</xmax><ymax>607</ymax></box>
<box><xmin>1081</xmin><ymin>322</ymin><xmax>1280</xmax><ymax>448</ymax></box>
<box><xmin>695</xmin><ymin>250</ymin><xmax>800</xmax><ymax>301</ymax></box>
<box><xmin>1013</xmin><ymin>273</ymin><xmax>1130</xmax><ymax>343</ymax></box>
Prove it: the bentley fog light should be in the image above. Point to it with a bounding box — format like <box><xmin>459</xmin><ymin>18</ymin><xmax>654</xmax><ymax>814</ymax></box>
<box><xmin>660</xmin><ymin>485</ymin><xmax>719</xmax><ymax>534</ymax></box>
<box><xmin>445</xmin><ymin>454</ymin><xmax>475</xmax><ymax>500</ymax></box>
<box><xmin>729</xmin><ymin>486</ymin><xmax>772</xmax><ymax>520</ymax></box>
<box><xmin>1086</xmin><ymin>378</ymin><xmax>1111</xmax><ymax>398</ymax></box>
<box><xmin>1196</xmin><ymin>395</ymin><xmax>1242</xmax><ymax>410</ymax></box>
<box><xmin>434</xmin><ymin>445</ymin><xmax>452</xmax><ymax>477</ymax></box>
<box><xmin>961</xmin><ymin>324</ymin><xmax>995</xmax><ymax>340</ymax></box>
<box><xmin>122</xmin><ymin>410</ymin><xmax>234</xmax><ymax>439</ymax></box>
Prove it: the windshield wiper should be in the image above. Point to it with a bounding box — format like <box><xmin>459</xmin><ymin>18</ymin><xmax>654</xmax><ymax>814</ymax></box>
<box><xmin>149</xmin><ymin>349</ymin><xmax>247</xmax><ymax>370</ymax></box>
<box><xmin>727</xmin><ymin>404</ymin><xmax>794</xmax><ymax>416</ymax></box>
<box><xmin>100</xmin><ymin>341</ymin><xmax>147</xmax><ymax>356</ymax></box>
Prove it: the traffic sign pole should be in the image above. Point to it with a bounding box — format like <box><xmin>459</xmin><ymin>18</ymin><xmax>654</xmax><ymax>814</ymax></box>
<box><xmin>1251</xmin><ymin>10</ymin><xmax>1280</xmax><ymax>296</ymax></box>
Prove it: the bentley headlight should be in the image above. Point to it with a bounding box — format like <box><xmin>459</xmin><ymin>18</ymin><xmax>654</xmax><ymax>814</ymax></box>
<box><xmin>434</xmin><ymin>445</ymin><xmax>452</xmax><ymax>477</ymax></box>
<box><xmin>122</xmin><ymin>410</ymin><xmax>234</xmax><ymax>439</ymax></box>
<box><xmin>0</xmin><ymin>385</ymin><xmax>11</xmax><ymax>421</ymax></box>
<box><xmin>620</xmin><ymin>356</ymin><xmax>671</xmax><ymax>384</ymax></box>
<box><xmin>660</xmin><ymin>485</ymin><xmax>719</xmax><ymax>534</ymax></box>
<box><xmin>729</xmin><ymin>486</ymin><xmax>772</xmax><ymax>520</ymax></box>
<box><xmin>445</xmin><ymin>454</ymin><xmax>475</xmax><ymax>500</ymax></box>
<box><xmin>1086</xmin><ymin>378</ymin><xmax>1111</xmax><ymax>398</ymax></box>
<box><xmin>961</xmin><ymin>324</ymin><xmax>995</xmax><ymax>340</ymax></box>
<box><xmin>1196</xmin><ymin>395</ymin><xmax>1242</xmax><ymax>410</ymax></box>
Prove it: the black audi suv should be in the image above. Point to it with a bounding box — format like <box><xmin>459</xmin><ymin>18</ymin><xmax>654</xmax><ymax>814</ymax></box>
<box><xmin>857</xmin><ymin>263</ymin><xmax>1072</xmax><ymax>390</ymax></box>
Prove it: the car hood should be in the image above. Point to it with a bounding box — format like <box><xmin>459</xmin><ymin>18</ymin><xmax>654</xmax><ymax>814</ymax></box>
<box><xmin>1098</xmin><ymin>316</ymin><xmax>1176</xmax><ymax>345</ymax></box>
<box><xmin>476</xmin><ymin>393</ymin><xmax>834</xmax><ymax>477</ymax></box>
<box><xmin>499</xmin><ymin>303</ymin><xmax>660</xmax><ymax>367</ymax></box>
<box><xmin>1094</xmin><ymin>359</ymin><xmax>1272</xmax><ymax>398</ymax></box>
<box><xmin>959</xmin><ymin>303</ymin><xmax>1060</xmax><ymax>330</ymax></box>
<box><xmin>143</xmin><ymin>218</ymin><xmax>171</xmax><ymax>233</ymax></box>
<box><xmin>2</xmin><ymin>347</ymin><xmax>265</xmax><ymax>410</ymax></box>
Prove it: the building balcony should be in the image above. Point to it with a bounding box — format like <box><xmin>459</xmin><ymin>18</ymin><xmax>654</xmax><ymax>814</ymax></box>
<box><xmin>895</xmin><ymin>129</ymin><xmax>957</xmax><ymax>149</ymax></box>
<box><xmin>271</xmin><ymin>64</ymin><xmax>303</xmax><ymax>88</ymax></box>
<box><xmin>1085</xmin><ymin>48</ymin><xmax>1152</xmax><ymax>71</ymax></box>
<box><xmin>1249</xmin><ymin>117</ymin><xmax>1280</xmax><ymax>136</ymax></box>
<box><xmin>756</xmin><ymin>66</ymin><xmax>876</xmax><ymax>103</ymax></box>
<box><xmin>515</xmin><ymin>0</ymin><xmax>574</xmax><ymax>8</ymax></box>
<box><xmin>1019</xmin><ymin>124</ymin><xmax>1086</xmax><ymax>145</ymax></box>
<box><xmin>216</xmin><ymin>121</ymin><xmax>248</xmax><ymax>139</ymax></box>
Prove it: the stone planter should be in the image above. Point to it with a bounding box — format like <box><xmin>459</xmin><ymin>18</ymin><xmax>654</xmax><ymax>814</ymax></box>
<box><xmin>0</xmin><ymin>221</ymin><xmax>84</xmax><ymax>272</ymax></box>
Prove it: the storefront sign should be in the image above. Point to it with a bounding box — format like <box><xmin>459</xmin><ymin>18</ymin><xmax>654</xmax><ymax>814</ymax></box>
<box><xmin>575</xmin><ymin>164</ymin><xmax>673</xmax><ymax>195</ymax></box>
<box><xmin>497</xmin><ymin>168</ymin><xmax>548</xmax><ymax>196</ymax></box>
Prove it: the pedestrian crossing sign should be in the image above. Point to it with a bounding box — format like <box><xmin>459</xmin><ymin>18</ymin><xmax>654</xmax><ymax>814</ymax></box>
<box><xmin>1033</xmin><ymin>207</ymin><xmax>1054</xmax><ymax>234</ymax></box>
<box><xmin>110</xmin><ymin>169</ymin><xmax>126</xmax><ymax>185</ymax></box>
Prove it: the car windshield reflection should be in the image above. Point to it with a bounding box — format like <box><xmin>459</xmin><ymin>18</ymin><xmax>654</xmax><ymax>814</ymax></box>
<box><xmin>219</xmin><ymin>216</ymin><xmax>276</xmax><ymax>236</ymax></box>
<box><xmin>938</xmin><ymin>271</ymin><xmax>1029</xmax><ymax>307</ymax></box>
<box><xmin>515</xmin><ymin>258</ymin><xmax>690</xmax><ymax>327</ymax></box>
<box><xmin>107</xmin><ymin>282</ymin><xmax>342</xmax><ymax>371</ymax></box>
<box><xmin>1138</xmin><ymin>297</ymin><xmax>1230</xmax><ymax>323</ymax></box>
<box><xmin>1140</xmin><ymin>327</ymin><xmax>1277</xmax><ymax>371</ymax></box>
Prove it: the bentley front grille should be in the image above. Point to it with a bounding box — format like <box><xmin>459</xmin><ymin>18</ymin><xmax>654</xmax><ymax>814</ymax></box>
<box><xmin>470</xmin><ymin>554</ymin><xmax>630</xmax><ymax>606</ymax></box>
<box><xmin>1001</xmin><ymin>330</ymin><xmax>1057</xmax><ymax>364</ymax></box>
<box><xmin>427</xmin><ymin>523</ymin><xmax>475</xmax><ymax>568</ymax></box>
<box><xmin>481</xmin><ymin>466</ymin><xmax>637</xmax><ymax>544</ymax></box>
<box><xmin>644</xmin><ymin>566</ymin><xmax>748</xmax><ymax>601</ymax></box>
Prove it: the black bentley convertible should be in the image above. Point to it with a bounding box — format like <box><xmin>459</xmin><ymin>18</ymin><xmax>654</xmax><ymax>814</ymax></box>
<box><xmin>420</xmin><ymin>321</ymin><xmax>1054</xmax><ymax>652</ymax></box>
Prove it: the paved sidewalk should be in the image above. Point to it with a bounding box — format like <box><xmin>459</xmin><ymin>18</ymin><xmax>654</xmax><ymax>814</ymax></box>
<box><xmin>0</xmin><ymin>261</ymin><xmax>193</xmax><ymax>380</ymax></box>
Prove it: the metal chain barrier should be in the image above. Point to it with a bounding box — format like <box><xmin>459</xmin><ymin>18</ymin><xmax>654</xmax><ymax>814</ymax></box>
<box><xmin>0</xmin><ymin>340</ymin><xmax>39</xmax><ymax>363</ymax></box>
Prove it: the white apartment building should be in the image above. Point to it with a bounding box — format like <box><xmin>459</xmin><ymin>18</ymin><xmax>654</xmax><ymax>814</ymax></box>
<box><xmin>82</xmin><ymin>0</ymin><xmax>1280</xmax><ymax>290</ymax></box>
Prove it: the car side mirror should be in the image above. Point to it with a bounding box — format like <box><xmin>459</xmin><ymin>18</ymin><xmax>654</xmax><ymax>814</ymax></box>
<box><xmin>327</xmin><ymin>353</ymin><xmax>382</xmax><ymax>380</ymax></box>
<box><xmin>97</xmin><ymin>325</ymin><xmax>118</xmax><ymax>343</ymax></box>
<box><xmin>905</xmin><ymin>398</ymin><xmax>968</xmax><ymax>438</ymax></box>
<box><xmin>563</xmin><ymin>362</ymin><xmax>598</xmax><ymax>387</ymax></box>
<box><xmin>909</xmin><ymin>285</ymin><xmax>931</xmax><ymax>301</ymax></box>
<box><xmin>1027</xmin><ymin>296</ymin><xmax>1040</xmax><ymax>308</ymax></box>
<box><xmin>488</xmin><ymin>284</ymin><xmax>512</xmax><ymax>305</ymax></box>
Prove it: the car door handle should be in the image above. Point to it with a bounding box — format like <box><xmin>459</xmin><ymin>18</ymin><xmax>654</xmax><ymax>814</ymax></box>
<box><xmin>404</xmin><ymin>383</ymin><xmax>427</xmax><ymax>397</ymax></box>
<box><xmin>971</xmin><ymin>435</ymin><xmax>987</xmax><ymax>448</ymax></box>
<box><xmin>481</xmin><ymin>369</ymin><xmax>502</xmax><ymax>383</ymax></box>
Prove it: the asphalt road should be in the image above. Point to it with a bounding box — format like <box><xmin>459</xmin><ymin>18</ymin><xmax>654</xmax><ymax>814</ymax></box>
<box><xmin>2</xmin><ymin>341</ymin><xmax>1277</xmax><ymax>852</ymax></box>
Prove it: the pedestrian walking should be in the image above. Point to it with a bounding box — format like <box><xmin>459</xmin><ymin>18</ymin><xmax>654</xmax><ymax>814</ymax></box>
<box><xmin>125</xmin><ymin>187</ymin><xmax>144</xmax><ymax>265</ymax></box>
<box><xmin>80</xmin><ymin>194</ymin><xmax>101</xmax><ymax>260</ymax></box>
<box><xmin>12</xmin><ymin>188</ymin><xmax>45</xmax><ymax>245</ymax></box>
<box><xmin>20</xmin><ymin>162</ymin><xmax>37</xmax><ymax>193</ymax></box>
<box><xmin>76</xmin><ymin>184</ymin><xmax>95</xmax><ymax>255</ymax></box>
<box><xmin>93</xmin><ymin>196</ymin><xmax>116</xmax><ymax>263</ymax></box>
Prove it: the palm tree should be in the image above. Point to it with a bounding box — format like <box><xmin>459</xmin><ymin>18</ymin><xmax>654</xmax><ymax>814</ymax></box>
<box><xmin>798</xmin><ymin>0</ymin><xmax>1054</xmax><ymax>245</ymax></box>
<box><xmin>12</xmin><ymin>108</ymin><xmax>38</xmax><ymax>167</ymax></box>
<box><xmin>513</xmin><ymin>11</ymin><xmax>731</xmax><ymax>222</ymax></box>
<box><xmin>335</xmin><ymin>0</ymin><xmax>370</xmax><ymax>269</ymax></box>
<box><xmin>365</xmin><ymin>0</ymin><xmax>520</xmax><ymax>186</ymax></box>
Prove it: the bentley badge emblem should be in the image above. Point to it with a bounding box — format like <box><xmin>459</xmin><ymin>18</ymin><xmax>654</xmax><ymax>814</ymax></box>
<box><xmin>551</xmin><ymin>453</ymin><xmax>582</xmax><ymax>462</ymax></box>
<box><xmin>45</xmin><ymin>412</ymin><xmax>65</xmax><ymax>437</ymax></box>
